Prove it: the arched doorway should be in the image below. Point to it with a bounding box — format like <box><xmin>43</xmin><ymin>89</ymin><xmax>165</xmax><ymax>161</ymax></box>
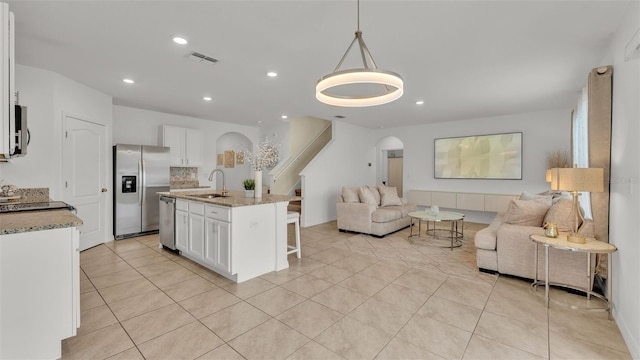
<box><xmin>213</xmin><ymin>132</ymin><xmax>253</xmax><ymax>191</ymax></box>
<box><xmin>376</xmin><ymin>136</ymin><xmax>404</xmax><ymax>197</ymax></box>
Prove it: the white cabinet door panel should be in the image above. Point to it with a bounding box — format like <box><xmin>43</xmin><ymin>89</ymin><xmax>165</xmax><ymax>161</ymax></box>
<box><xmin>205</xmin><ymin>217</ymin><xmax>232</xmax><ymax>275</ymax></box>
<box><xmin>162</xmin><ymin>125</ymin><xmax>185</xmax><ymax>166</ymax></box>
<box><xmin>188</xmin><ymin>213</ymin><xmax>205</xmax><ymax>261</ymax></box>
<box><xmin>185</xmin><ymin>128</ymin><xmax>202</xmax><ymax>166</ymax></box>
<box><xmin>161</xmin><ymin>125</ymin><xmax>202</xmax><ymax>167</ymax></box>
<box><xmin>175</xmin><ymin>210</ymin><xmax>189</xmax><ymax>251</ymax></box>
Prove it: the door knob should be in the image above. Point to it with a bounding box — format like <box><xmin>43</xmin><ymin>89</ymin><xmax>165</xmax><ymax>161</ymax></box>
<box><xmin>101</xmin><ymin>187</ymin><xmax>108</xmax><ymax>193</ymax></box>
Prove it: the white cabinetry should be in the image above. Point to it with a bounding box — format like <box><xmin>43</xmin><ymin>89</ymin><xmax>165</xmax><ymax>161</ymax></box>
<box><xmin>204</xmin><ymin>205</ymin><xmax>232</xmax><ymax>275</ymax></box>
<box><xmin>161</xmin><ymin>125</ymin><xmax>202</xmax><ymax>167</ymax></box>
<box><xmin>0</xmin><ymin>3</ymin><xmax>16</xmax><ymax>159</ymax></box>
<box><xmin>175</xmin><ymin>200</ymin><xmax>189</xmax><ymax>251</ymax></box>
<box><xmin>169</xmin><ymin>196</ymin><xmax>289</xmax><ymax>283</ymax></box>
<box><xmin>0</xmin><ymin>227</ymin><xmax>80</xmax><ymax>359</ymax></box>
<box><xmin>177</xmin><ymin>201</ymin><xmax>232</xmax><ymax>276</ymax></box>
<box><xmin>408</xmin><ymin>190</ymin><xmax>518</xmax><ymax>213</ymax></box>
<box><xmin>185</xmin><ymin>128</ymin><xmax>202</xmax><ymax>166</ymax></box>
<box><xmin>187</xmin><ymin>202</ymin><xmax>205</xmax><ymax>260</ymax></box>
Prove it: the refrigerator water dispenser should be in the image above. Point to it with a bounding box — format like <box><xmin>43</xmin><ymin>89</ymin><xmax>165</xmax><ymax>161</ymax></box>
<box><xmin>122</xmin><ymin>176</ymin><xmax>137</xmax><ymax>193</ymax></box>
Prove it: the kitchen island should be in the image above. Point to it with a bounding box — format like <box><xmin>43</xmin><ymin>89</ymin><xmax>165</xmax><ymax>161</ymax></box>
<box><xmin>157</xmin><ymin>190</ymin><xmax>301</xmax><ymax>283</ymax></box>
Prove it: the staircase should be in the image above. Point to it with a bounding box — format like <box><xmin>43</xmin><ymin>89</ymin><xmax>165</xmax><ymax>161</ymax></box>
<box><xmin>271</xmin><ymin>118</ymin><xmax>332</xmax><ymax>196</ymax></box>
<box><xmin>288</xmin><ymin>188</ymin><xmax>302</xmax><ymax>214</ymax></box>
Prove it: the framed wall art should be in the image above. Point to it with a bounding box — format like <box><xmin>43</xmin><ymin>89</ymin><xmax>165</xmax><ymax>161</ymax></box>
<box><xmin>224</xmin><ymin>150</ymin><xmax>235</xmax><ymax>168</ymax></box>
<box><xmin>236</xmin><ymin>151</ymin><xmax>244</xmax><ymax>165</ymax></box>
<box><xmin>434</xmin><ymin>132</ymin><xmax>522</xmax><ymax>179</ymax></box>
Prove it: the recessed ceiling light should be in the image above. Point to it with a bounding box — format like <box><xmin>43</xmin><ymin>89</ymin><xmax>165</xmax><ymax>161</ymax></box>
<box><xmin>173</xmin><ymin>36</ymin><xmax>188</xmax><ymax>45</ymax></box>
<box><xmin>267</xmin><ymin>72</ymin><xmax>278</xmax><ymax>77</ymax></box>
<box><xmin>123</xmin><ymin>78</ymin><xmax>135</xmax><ymax>84</ymax></box>
<box><xmin>415</xmin><ymin>100</ymin><xmax>424</xmax><ymax>105</ymax></box>
<box><xmin>203</xmin><ymin>96</ymin><xmax>212</xmax><ymax>101</ymax></box>
<box><xmin>281</xmin><ymin>115</ymin><xmax>288</xmax><ymax>119</ymax></box>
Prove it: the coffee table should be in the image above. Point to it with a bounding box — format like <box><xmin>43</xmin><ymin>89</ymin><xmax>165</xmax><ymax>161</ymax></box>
<box><xmin>408</xmin><ymin>210</ymin><xmax>465</xmax><ymax>249</ymax></box>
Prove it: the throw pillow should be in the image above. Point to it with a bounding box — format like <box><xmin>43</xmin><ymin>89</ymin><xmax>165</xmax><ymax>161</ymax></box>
<box><xmin>367</xmin><ymin>185</ymin><xmax>381</xmax><ymax>206</ymax></box>
<box><xmin>504</xmin><ymin>197</ymin><xmax>552</xmax><ymax>226</ymax></box>
<box><xmin>358</xmin><ymin>186</ymin><xmax>378</xmax><ymax>206</ymax></box>
<box><xmin>378</xmin><ymin>186</ymin><xmax>403</xmax><ymax>206</ymax></box>
<box><xmin>537</xmin><ymin>190</ymin><xmax>572</xmax><ymax>204</ymax></box>
<box><xmin>520</xmin><ymin>191</ymin><xmax>552</xmax><ymax>202</ymax></box>
<box><xmin>543</xmin><ymin>199</ymin><xmax>580</xmax><ymax>232</ymax></box>
<box><xmin>342</xmin><ymin>187</ymin><xmax>359</xmax><ymax>203</ymax></box>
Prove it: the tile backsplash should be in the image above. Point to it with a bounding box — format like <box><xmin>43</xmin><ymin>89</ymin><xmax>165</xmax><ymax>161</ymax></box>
<box><xmin>15</xmin><ymin>188</ymin><xmax>50</xmax><ymax>203</ymax></box>
<box><xmin>170</xmin><ymin>167</ymin><xmax>199</xmax><ymax>189</ymax></box>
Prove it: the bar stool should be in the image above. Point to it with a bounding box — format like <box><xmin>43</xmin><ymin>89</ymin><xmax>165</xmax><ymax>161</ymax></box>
<box><xmin>286</xmin><ymin>211</ymin><xmax>301</xmax><ymax>258</ymax></box>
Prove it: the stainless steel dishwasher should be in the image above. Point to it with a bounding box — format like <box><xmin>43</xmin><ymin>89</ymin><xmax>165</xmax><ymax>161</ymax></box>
<box><xmin>159</xmin><ymin>196</ymin><xmax>176</xmax><ymax>250</ymax></box>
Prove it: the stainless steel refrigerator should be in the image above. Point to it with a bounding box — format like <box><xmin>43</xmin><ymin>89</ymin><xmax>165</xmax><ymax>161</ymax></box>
<box><xmin>113</xmin><ymin>144</ymin><xmax>170</xmax><ymax>239</ymax></box>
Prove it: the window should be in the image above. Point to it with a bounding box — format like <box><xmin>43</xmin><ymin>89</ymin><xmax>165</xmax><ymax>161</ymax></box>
<box><xmin>572</xmin><ymin>85</ymin><xmax>593</xmax><ymax>219</ymax></box>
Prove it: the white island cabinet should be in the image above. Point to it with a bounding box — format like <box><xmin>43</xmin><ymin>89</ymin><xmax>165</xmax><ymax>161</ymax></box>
<box><xmin>204</xmin><ymin>204</ymin><xmax>232</xmax><ymax>274</ymax></box>
<box><xmin>0</xmin><ymin>210</ymin><xmax>82</xmax><ymax>360</ymax></box>
<box><xmin>166</xmin><ymin>192</ymin><xmax>297</xmax><ymax>282</ymax></box>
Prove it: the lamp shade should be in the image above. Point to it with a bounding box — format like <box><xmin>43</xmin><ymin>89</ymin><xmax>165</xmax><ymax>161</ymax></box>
<box><xmin>549</xmin><ymin>167</ymin><xmax>604</xmax><ymax>192</ymax></box>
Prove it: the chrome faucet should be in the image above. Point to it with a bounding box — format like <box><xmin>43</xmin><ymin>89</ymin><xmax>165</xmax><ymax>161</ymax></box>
<box><xmin>208</xmin><ymin>169</ymin><xmax>228</xmax><ymax>196</ymax></box>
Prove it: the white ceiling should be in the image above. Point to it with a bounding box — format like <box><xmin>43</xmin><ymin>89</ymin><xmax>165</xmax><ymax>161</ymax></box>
<box><xmin>6</xmin><ymin>1</ymin><xmax>633</xmax><ymax>129</ymax></box>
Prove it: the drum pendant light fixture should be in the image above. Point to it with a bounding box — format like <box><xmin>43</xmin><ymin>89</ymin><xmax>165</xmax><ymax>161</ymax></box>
<box><xmin>316</xmin><ymin>0</ymin><xmax>403</xmax><ymax>107</ymax></box>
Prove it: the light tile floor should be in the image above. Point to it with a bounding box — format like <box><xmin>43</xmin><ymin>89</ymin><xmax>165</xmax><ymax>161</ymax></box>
<box><xmin>63</xmin><ymin>221</ymin><xmax>632</xmax><ymax>360</ymax></box>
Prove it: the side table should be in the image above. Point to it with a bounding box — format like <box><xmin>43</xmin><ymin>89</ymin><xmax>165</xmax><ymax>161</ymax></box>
<box><xmin>530</xmin><ymin>234</ymin><xmax>617</xmax><ymax>319</ymax></box>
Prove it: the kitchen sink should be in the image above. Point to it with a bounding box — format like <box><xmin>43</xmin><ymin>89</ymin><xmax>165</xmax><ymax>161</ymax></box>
<box><xmin>190</xmin><ymin>193</ymin><xmax>229</xmax><ymax>199</ymax></box>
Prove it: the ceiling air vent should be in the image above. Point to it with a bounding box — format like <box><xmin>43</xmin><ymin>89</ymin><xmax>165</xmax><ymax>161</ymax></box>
<box><xmin>189</xmin><ymin>51</ymin><xmax>219</xmax><ymax>64</ymax></box>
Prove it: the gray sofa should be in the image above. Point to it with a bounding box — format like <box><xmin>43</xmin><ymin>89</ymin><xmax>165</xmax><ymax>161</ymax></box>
<box><xmin>337</xmin><ymin>186</ymin><xmax>417</xmax><ymax>237</ymax></box>
<box><xmin>475</xmin><ymin>208</ymin><xmax>594</xmax><ymax>290</ymax></box>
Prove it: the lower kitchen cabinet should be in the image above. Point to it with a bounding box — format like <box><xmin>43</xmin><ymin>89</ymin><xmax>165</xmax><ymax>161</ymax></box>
<box><xmin>188</xmin><ymin>213</ymin><xmax>205</xmax><ymax>260</ymax></box>
<box><xmin>205</xmin><ymin>217</ymin><xmax>231</xmax><ymax>275</ymax></box>
<box><xmin>175</xmin><ymin>209</ymin><xmax>189</xmax><ymax>251</ymax></box>
<box><xmin>0</xmin><ymin>227</ymin><xmax>80</xmax><ymax>360</ymax></box>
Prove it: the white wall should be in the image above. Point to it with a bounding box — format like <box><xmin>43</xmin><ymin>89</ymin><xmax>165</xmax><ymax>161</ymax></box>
<box><xmin>375</xmin><ymin>109</ymin><xmax>571</xmax><ymax>198</ymax></box>
<box><xmin>300</xmin><ymin>121</ymin><xmax>376</xmax><ymax>226</ymax></box>
<box><xmin>215</xmin><ymin>132</ymin><xmax>252</xmax><ymax>191</ymax></box>
<box><xmin>113</xmin><ymin>106</ymin><xmax>259</xmax><ymax>189</ymax></box>
<box><xmin>602</xmin><ymin>3</ymin><xmax>640</xmax><ymax>357</ymax></box>
<box><xmin>372</xmin><ymin>109</ymin><xmax>571</xmax><ymax>222</ymax></box>
<box><xmin>0</xmin><ymin>64</ymin><xmax>113</xmax><ymax>238</ymax></box>
<box><xmin>0</xmin><ymin>66</ymin><xmax>56</xmax><ymax>189</ymax></box>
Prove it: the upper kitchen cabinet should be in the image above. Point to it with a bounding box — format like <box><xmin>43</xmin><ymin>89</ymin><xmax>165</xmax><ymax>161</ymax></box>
<box><xmin>161</xmin><ymin>125</ymin><xmax>202</xmax><ymax>167</ymax></box>
<box><xmin>0</xmin><ymin>3</ymin><xmax>16</xmax><ymax>160</ymax></box>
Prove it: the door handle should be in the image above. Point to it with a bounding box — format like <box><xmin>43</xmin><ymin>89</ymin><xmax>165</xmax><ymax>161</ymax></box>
<box><xmin>101</xmin><ymin>187</ymin><xmax>108</xmax><ymax>193</ymax></box>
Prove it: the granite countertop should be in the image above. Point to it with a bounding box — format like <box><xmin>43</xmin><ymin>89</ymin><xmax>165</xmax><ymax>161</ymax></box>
<box><xmin>158</xmin><ymin>190</ymin><xmax>301</xmax><ymax>207</ymax></box>
<box><xmin>0</xmin><ymin>209</ymin><xmax>83</xmax><ymax>235</ymax></box>
<box><xmin>169</xmin><ymin>186</ymin><xmax>212</xmax><ymax>191</ymax></box>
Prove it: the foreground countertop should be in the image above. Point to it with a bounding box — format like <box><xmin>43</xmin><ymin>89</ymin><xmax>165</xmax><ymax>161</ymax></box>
<box><xmin>0</xmin><ymin>209</ymin><xmax>83</xmax><ymax>235</ymax></box>
<box><xmin>158</xmin><ymin>190</ymin><xmax>301</xmax><ymax>207</ymax></box>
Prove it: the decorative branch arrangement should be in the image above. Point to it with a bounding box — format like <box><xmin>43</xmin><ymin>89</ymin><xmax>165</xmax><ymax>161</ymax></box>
<box><xmin>240</xmin><ymin>138</ymin><xmax>280</xmax><ymax>172</ymax></box>
<box><xmin>547</xmin><ymin>150</ymin><xmax>570</xmax><ymax>169</ymax></box>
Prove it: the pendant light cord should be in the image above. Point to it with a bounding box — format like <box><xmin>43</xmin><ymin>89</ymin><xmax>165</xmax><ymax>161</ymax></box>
<box><xmin>357</xmin><ymin>0</ymin><xmax>360</xmax><ymax>31</ymax></box>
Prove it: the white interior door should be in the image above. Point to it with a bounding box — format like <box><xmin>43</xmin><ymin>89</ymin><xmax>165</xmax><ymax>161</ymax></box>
<box><xmin>62</xmin><ymin>115</ymin><xmax>106</xmax><ymax>251</ymax></box>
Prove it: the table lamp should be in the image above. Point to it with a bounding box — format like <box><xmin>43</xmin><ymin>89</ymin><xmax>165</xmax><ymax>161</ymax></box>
<box><xmin>548</xmin><ymin>165</ymin><xmax>604</xmax><ymax>243</ymax></box>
